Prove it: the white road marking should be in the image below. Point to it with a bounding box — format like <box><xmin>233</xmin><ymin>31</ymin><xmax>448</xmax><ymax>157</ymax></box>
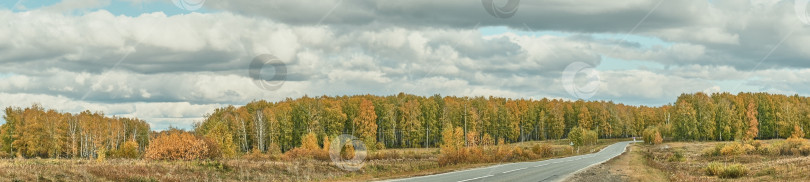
<box><xmin>501</xmin><ymin>167</ymin><xmax>527</xmax><ymax>174</ymax></box>
<box><xmin>457</xmin><ymin>175</ymin><xmax>493</xmax><ymax>182</ymax></box>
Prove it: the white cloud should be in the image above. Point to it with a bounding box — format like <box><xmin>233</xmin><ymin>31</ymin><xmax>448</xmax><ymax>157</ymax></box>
<box><xmin>3</xmin><ymin>0</ymin><xmax>810</xmax><ymax>129</ymax></box>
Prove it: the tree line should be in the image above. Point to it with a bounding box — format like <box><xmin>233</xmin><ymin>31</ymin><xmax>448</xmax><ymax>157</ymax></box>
<box><xmin>194</xmin><ymin>92</ymin><xmax>810</xmax><ymax>155</ymax></box>
<box><xmin>669</xmin><ymin>92</ymin><xmax>810</xmax><ymax>141</ymax></box>
<box><xmin>192</xmin><ymin>93</ymin><xmax>664</xmax><ymax>154</ymax></box>
<box><xmin>0</xmin><ymin>104</ymin><xmax>150</xmax><ymax>158</ymax></box>
<box><xmin>2</xmin><ymin>92</ymin><xmax>810</xmax><ymax>159</ymax></box>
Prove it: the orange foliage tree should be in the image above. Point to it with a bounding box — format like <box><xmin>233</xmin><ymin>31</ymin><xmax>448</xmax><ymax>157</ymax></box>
<box><xmin>745</xmin><ymin>102</ymin><xmax>758</xmax><ymax>141</ymax></box>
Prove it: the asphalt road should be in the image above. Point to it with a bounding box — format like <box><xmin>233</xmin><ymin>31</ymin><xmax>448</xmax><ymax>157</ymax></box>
<box><xmin>386</xmin><ymin>141</ymin><xmax>637</xmax><ymax>182</ymax></box>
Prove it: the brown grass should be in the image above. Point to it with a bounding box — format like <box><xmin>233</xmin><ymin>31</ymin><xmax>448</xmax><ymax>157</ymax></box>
<box><xmin>641</xmin><ymin>139</ymin><xmax>810</xmax><ymax>181</ymax></box>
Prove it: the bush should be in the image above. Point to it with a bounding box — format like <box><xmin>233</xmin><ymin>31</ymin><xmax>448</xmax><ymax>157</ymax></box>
<box><xmin>145</xmin><ymin>129</ymin><xmax>219</xmax><ymax>160</ymax></box>
<box><xmin>283</xmin><ymin>132</ymin><xmax>329</xmax><ymax>161</ymax></box>
<box><xmin>569</xmin><ymin>127</ymin><xmax>598</xmax><ymax>148</ymax></box>
<box><xmin>741</xmin><ymin>144</ymin><xmax>755</xmax><ymax>155</ymax></box>
<box><xmin>243</xmin><ymin>149</ymin><xmax>272</xmax><ymax>160</ymax></box>
<box><xmin>753</xmin><ymin>141</ymin><xmax>772</xmax><ymax>155</ymax></box>
<box><xmin>719</xmin><ymin>164</ymin><xmax>747</xmax><ymax>178</ymax></box>
<box><xmin>668</xmin><ymin>150</ymin><xmax>685</xmax><ymax>162</ymax></box>
<box><xmin>465</xmin><ymin>147</ymin><xmax>485</xmax><ymax>163</ymax></box>
<box><xmin>532</xmin><ymin>144</ymin><xmax>553</xmax><ymax>158</ymax></box>
<box><xmin>438</xmin><ymin>126</ymin><xmax>502</xmax><ymax>165</ymax></box>
<box><xmin>800</xmin><ymin>145</ymin><xmax>810</xmax><ymax>156</ymax></box>
<box><xmin>438</xmin><ymin>126</ymin><xmax>464</xmax><ymax>165</ymax></box>
<box><xmin>705</xmin><ymin>162</ymin><xmax>723</xmax><ymax>176</ymax></box>
<box><xmin>751</xmin><ymin>140</ymin><xmax>763</xmax><ymax>148</ymax></box>
<box><xmin>267</xmin><ymin>142</ymin><xmax>282</xmax><ymax>155</ymax></box>
<box><xmin>0</xmin><ymin>151</ymin><xmax>10</xmax><ymax>159</ymax></box>
<box><xmin>702</xmin><ymin>144</ymin><xmax>723</xmax><ymax>157</ymax></box>
<box><xmin>643</xmin><ymin>127</ymin><xmax>663</xmax><ymax>145</ymax></box>
<box><xmin>720</xmin><ymin>143</ymin><xmax>744</xmax><ymax>156</ymax></box>
<box><xmin>512</xmin><ymin>147</ymin><xmax>531</xmax><ymax>161</ymax></box>
<box><xmin>111</xmin><ymin>140</ymin><xmax>140</xmax><ymax>159</ymax></box>
<box><xmin>96</xmin><ymin>148</ymin><xmax>106</xmax><ymax>163</ymax></box>
<box><xmin>706</xmin><ymin>162</ymin><xmax>747</xmax><ymax>178</ymax></box>
<box><xmin>560</xmin><ymin>145</ymin><xmax>574</xmax><ymax>156</ymax></box>
<box><xmin>654</xmin><ymin>132</ymin><xmax>663</xmax><ymax>145</ymax></box>
<box><xmin>775</xmin><ymin>138</ymin><xmax>810</xmax><ymax>156</ymax></box>
<box><xmin>493</xmin><ymin>139</ymin><xmax>514</xmax><ymax>162</ymax></box>
<box><xmin>340</xmin><ymin>142</ymin><xmax>355</xmax><ymax>160</ymax></box>
<box><xmin>584</xmin><ymin>129</ymin><xmax>598</xmax><ymax>145</ymax></box>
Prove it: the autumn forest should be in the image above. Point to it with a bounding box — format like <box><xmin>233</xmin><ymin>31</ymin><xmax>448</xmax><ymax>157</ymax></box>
<box><xmin>1</xmin><ymin>92</ymin><xmax>808</xmax><ymax>160</ymax></box>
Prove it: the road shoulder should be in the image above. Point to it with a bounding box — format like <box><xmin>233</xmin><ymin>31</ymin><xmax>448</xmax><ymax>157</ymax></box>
<box><xmin>563</xmin><ymin>143</ymin><xmax>668</xmax><ymax>182</ymax></box>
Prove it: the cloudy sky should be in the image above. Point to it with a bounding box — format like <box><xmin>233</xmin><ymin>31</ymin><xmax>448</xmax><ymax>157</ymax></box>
<box><xmin>1</xmin><ymin>0</ymin><xmax>810</xmax><ymax>130</ymax></box>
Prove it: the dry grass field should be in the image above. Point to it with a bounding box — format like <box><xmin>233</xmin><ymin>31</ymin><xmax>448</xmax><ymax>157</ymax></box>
<box><xmin>0</xmin><ymin>139</ymin><xmax>626</xmax><ymax>181</ymax></box>
<box><xmin>635</xmin><ymin>139</ymin><xmax>810</xmax><ymax>181</ymax></box>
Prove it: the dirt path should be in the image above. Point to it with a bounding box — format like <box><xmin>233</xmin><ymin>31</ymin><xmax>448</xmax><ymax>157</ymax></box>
<box><xmin>564</xmin><ymin>143</ymin><xmax>668</xmax><ymax>182</ymax></box>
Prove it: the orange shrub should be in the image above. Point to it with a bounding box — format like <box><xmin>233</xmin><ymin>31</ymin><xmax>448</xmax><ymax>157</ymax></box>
<box><xmin>653</xmin><ymin>131</ymin><xmax>664</xmax><ymax>145</ymax></box>
<box><xmin>282</xmin><ymin>147</ymin><xmax>309</xmax><ymax>160</ymax></box>
<box><xmin>741</xmin><ymin>144</ymin><xmax>755</xmax><ymax>155</ymax></box>
<box><xmin>532</xmin><ymin>144</ymin><xmax>553</xmax><ymax>158</ymax></box>
<box><xmin>512</xmin><ymin>147</ymin><xmax>527</xmax><ymax>160</ymax></box>
<box><xmin>145</xmin><ymin>130</ymin><xmax>219</xmax><ymax>160</ymax></box>
<box><xmin>777</xmin><ymin>137</ymin><xmax>810</xmax><ymax>156</ymax></box>
<box><xmin>466</xmin><ymin>147</ymin><xmax>485</xmax><ymax>163</ymax></box>
<box><xmin>283</xmin><ymin>133</ymin><xmax>329</xmax><ymax>161</ymax></box>
<box><xmin>720</xmin><ymin>143</ymin><xmax>743</xmax><ymax>156</ymax></box>
<box><xmin>493</xmin><ymin>139</ymin><xmax>514</xmax><ymax>162</ymax></box>
<box><xmin>243</xmin><ymin>149</ymin><xmax>273</xmax><ymax>160</ymax></box>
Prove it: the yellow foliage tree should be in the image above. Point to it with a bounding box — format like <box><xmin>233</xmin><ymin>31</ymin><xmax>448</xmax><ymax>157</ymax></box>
<box><xmin>791</xmin><ymin>124</ymin><xmax>805</xmax><ymax>139</ymax></box>
<box><xmin>438</xmin><ymin>124</ymin><xmax>465</xmax><ymax>166</ymax></box>
<box><xmin>112</xmin><ymin>140</ymin><xmax>140</xmax><ymax>159</ymax></box>
<box><xmin>204</xmin><ymin>121</ymin><xmax>236</xmax><ymax>158</ymax></box>
<box><xmin>354</xmin><ymin>99</ymin><xmax>378</xmax><ymax>146</ymax></box>
<box><xmin>302</xmin><ymin>132</ymin><xmax>320</xmax><ymax>151</ymax></box>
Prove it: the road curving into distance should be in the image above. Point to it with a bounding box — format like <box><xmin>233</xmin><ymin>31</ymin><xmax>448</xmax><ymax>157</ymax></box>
<box><xmin>386</xmin><ymin>141</ymin><xmax>638</xmax><ymax>182</ymax></box>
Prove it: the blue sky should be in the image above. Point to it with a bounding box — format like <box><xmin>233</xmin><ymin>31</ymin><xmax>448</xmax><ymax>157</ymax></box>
<box><xmin>1</xmin><ymin>0</ymin><xmax>201</xmax><ymax>16</ymax></box>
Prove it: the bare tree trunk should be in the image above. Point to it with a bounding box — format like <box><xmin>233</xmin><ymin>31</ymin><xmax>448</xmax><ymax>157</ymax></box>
<box><xmin>424</xmin><ymin>125</ymin><xmax>429</xmax><ymax>148</ymax></box>
<box><xmin>464</xmin><ymin>104</ymin><xmax>468</xmax><ymax>146</ymax></box>
<box><xmin>240</xmin><ymin>118</ymin><xmax>248</xmax><ymax>152</ymax></box>
<box><xmin>254</xmin><ymin>111</ymin><xmax>266</xmax><ymax>152</ymax></box>
<box><xmin>69</xmin><ymin>118</ymin><xmax>78</xmax><ymax>158</ymax></box>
